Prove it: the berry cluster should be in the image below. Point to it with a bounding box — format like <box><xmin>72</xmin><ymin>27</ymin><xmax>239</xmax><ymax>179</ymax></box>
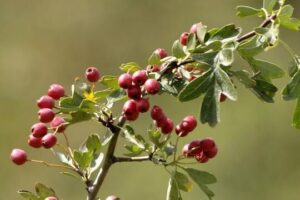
<box><xmin>175</xmin><ymin>116</ymin><xmax>197</xmax><ymax>137</ymax></box>
<box><xmin>182</xmin><ymin>138</ymin><xmax>218</xmax><ymax>163</ymax></box>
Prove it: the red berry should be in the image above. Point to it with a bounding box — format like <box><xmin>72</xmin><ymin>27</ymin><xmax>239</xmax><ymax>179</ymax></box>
<box><xmin>136</xmin><ymin>98</ymin><xmax>150</xmax><ymax>113</ymax></box>
<box><xmin>127</xmin><ymin>85</ymin><xmax>142</xmax><ymax>100</ymax></box>
<box><xmin>85</xmin><ymin>67</ymin><xmax>100</xmax><ymax>82</ymax></box>
<box><xmin>161</xmin><ymin>118</ymin><xmax>174</xmax><ymax>134</ymax></box>
<box><xmin>181</xmin><ymin>116</ymin><xmax>197</xmax><ymax>132</ymax></box>
<box><xmin>154</xmin><ymin>116</ymin><xmax>167</xmax><ymax>128</ymax></box>
<box><xmin>154</xmin><ymin>48</ymin><xmax>168</xmax><ymax>59</ymax></box>
<box><xmin>132</xmin><ymin>70</ymin><xmax>148</xmax><ymax>86</ymax></box>
<box><xmin>190</xmin><ymin>23</ymin><xmax>197</xmax><ymax>33</ymax></box>
<box><xmin>220</xmin><ymin>93</ymin><xmax>227</xmax><ymax>102</ymax></box>
<box><xmin>48</xmin><ymin>84</ymin><xmax>65</xmax><ymax>100</ymax></box>
<box><xmin>28</xmin><ymin>135</ymin><xmax>43</xmax><ymax>148</ymax></box>
<box><xmin>123</xmin><ymin>100</ymin><xmax>139</xmax><ymax>121</ymax></box>
<box><xmin>175</xmin><ymin>124</ymin><xmax>188</xmax><ymax>137</ymax></box>
<box><xmin>31</xmin><ymin>123</ymin><xmax>48</xmax><ymax>138</ymax></box>
<box><xmin>118</xmin><ymin>73</ymin><xmax>132</xmax><ymax>89</ymax></box>
<box><xmin>195</xmin><ymin>151</ymin><xmax>209</xmax><ymax>163</ymax></box>
<box><xmin>145</xmin><ymin>79</ymin><xmax>160</xmax><ymax>95</ymax></box>
<box><xmin>37</xmin><ymin>95</ymin><xmax>55</xmax><ymax>109</ymax></box>
<box><xmin>10</xmin><ymin>149</ymin><xmax>27</xmax><ymax>165</ymax></box>
<box><xmin>187</xmin><ymin>140</ymin><xmax>202</xmax><ymax>156</ymax></box>
<box><xmin>51</xmin><ymin>116</ymin><xmax>66</xmax><ymax>132</ymax></box>
<box><xmin>206</xmin><ymin>147</ymin><xmax>218</xmax><ymax>158</ymax></box>
<box><xmin>42</xmin><ymin>133</ymin><xmax>57</xmax><ymax>148</ymax></box>
<box><xmin>38</xmin><ymin>108</ymin><xmax>55</xmax><ymax>123</ymax></box>
<box><xmin>45</xmin><ymin>197</ymin><xmax>58</xmax><ymax>200</ymax></box>
<box><xmin>180</xmin><ymin>32</ymin><xmax>189</xmax><ymax>46</ymax></box>
<box><xmin>200</xmin><ymin>137</ymin><xmax>216</xmax><ymax>152</ymax></box>
<box><xmin>151</xmin><ymin>106</ymin><xmax>165</xmax><ymax>121</ymax></box>
<box><xmin>182</xmin><ymin>144</ymin><xmax>192</xmax><ymax>157</ymax></box>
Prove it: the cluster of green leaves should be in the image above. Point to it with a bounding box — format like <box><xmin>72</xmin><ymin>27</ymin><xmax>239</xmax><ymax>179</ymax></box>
<box><xmin>19</xmin><ymin>183</ymin><xmax>58</xmax><ymax>200</ymax></box>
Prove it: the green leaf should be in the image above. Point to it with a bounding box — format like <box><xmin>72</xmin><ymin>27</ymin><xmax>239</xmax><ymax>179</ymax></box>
<box><xmin>85</xmin><ymin>134</ymin><xmax>102</xmax><ymax>152</ymax></box>
<box><xmin>278</xmin><ymin>16</ymin><xmax>300</xmax><ymax>31</ymax></box>
<box><xmin>263</xmin><ymin>0</ymin><xmax>277</xmax><ymax>12</ymax></box>
<box><xmin>120</xmin><ymin>62</ymin><xmax>141</xmax><ymax>73</ymax></box>
<box><xmin>51</xmin><ymin>150</ymin><xmax>72</xmax><ymax>165</ymax></box>
<box><xmin>68</xmin><ymin>111</ymin><xmax>93</xmax><ymax>124</ymax></box>
<box><xmin>215</xmin><ymin>67</ymin><xmax>238</xmax><ymax>101</ymax></box>
<box><xmin>251</xmin><ymin>78</ymin><xmax>278</xmax><ymax>103</ymax></box>
<box><xmin>174</xmin><ymin>171</ymin><xmax>193</xmax><ymax>192</ymax></box>
<box><xmin>187</xmin><ymin>33</ymin><xmax>198</xmax><ymax>51</ymax></box>
<box><xmin>192</xmin><ymin>51</ymin><xmax>218</xmax><ymax>65</ymax></box>
<box><xmin>58</xmin><ymin>97</ymin><xmax>81</xmax><ymax>112</ymax></box>
<box><xmin>200</xmin><ymin>84</ymin><xmax>220</xmax><ymax>127</ymax></box>
<box><xmin>232</xmin><ymin>70</ymin><xmax>256</xmax><ymax>88</ymax></box>
<box><xmin>292</xmin><ymin>98</ymin><xmax>300</xmax><ymax>129</ymax></box>
<box><xmin>122</xmin><ymin>125</ymin><xmax>145</xmax><ymax>149</ymax></box>
<box><xmin>18</xmin><ymin>190</ymin><xmax>39</xmax><ymax>200</ymax></box>
<box><xmin>74</xmin><ymin>78</ymin><xmax>91</xmax><ymax>97</ymax></box>
<box><xmin>106</xmin><ymin>89</ymin><xmax>127</xmax><ymax>107</ymax></box>
<box><xmin>73</xmin><ymin>150</ymin><xmax>93</xmax><ymax>169</ymax></box>
<box><xmin>148</xmin><ymin>128</ymin><xmax>161</xmax><ymax>147</ymax></box>
<box><xmin>238</xmin><ymin>36</ymin><xmax>266</xmax><ymax>57</ymax></box>
<box><xmin>94</xmin><ymin>89</ymin><xmax>114</xmax><ymax>101</ymax></box>
<box><xmin>90</xmin><ymin>153</ymin><xmax>104</xmax><ymax>173</ymax></box>
<box><xmin>283</xmin><ymin>70</ymin><xmax>300</xmax><ymax>100</ymax></box>
<box><xmin>218</xmin><ymin>48</ymin><xmax>234</xmax><ymax>66</ymax></box>
<box><xmin>172</xmin><ymin>40</ymin><xmax>186</xmax><ymax>59</ymax></box>
<box><xmin>100</xmin><ymin>75</ymin><xmax>119</xmax><ymax>89</ymax></box>
<box><xmin>79</xmin><ymin>99</ymin><xmax>96</xmax><ymax>112</ymax></box>
<box><xmin>166</xmin><ymin>178</ymin><xmax>182</xmax><ymax>200</ymax></box>
<box><xmin>125</xmin><ymin>144</ymin><xmax>143</xmax><ymax>156</ymax></box>
<box><xmin>236</xmin><ymin>6</ymin><xmax>263</xmax><ymax>18</ymax></box>
<box><xmin>35</xmin><ymin>183</ymin><xmax>56</xmax><ymax>198</ymax></box>
<box><xmin>208</xmin><ymin>24</ymin><xmax>241</xmax><ymax>42</ymax></box>
<box><xmin>178</xmin><ymin>70</ymin><xmax>213</xmax><ymax>102</ymax></box>
<box><xmin>247</xmin><ymin>59</ymin><xmax>284</xmax><ymax>80</ymax></box>
<box><xmin>279</xmin><ymin>4</ymin><xmax>294</xmax><ymax>17</ymax></box>
<box><xmin>148</xmin><ymin>51</ymin><xmax>162</xmax><ymax>65</ymax></box>
<box><xmin>196</xmin><ymin>23</ymin><xmax>208</xmax><ymax>43</ymax></box>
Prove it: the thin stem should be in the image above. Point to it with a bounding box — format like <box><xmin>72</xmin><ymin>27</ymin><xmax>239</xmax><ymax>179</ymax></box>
<box><xmin>112</xmin><ymin>155</ymin><xmax>150</xmax><ymax>163</ymax></box>
<box><xmin>29</xmin><ymin>159</ymin><xmax>73</xmax><ymax>170</ymax></box>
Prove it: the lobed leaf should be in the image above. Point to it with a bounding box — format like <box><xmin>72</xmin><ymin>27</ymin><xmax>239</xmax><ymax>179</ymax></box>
<box><xmin>236</xmin><ymin>6</ymin><xmax>263</xmax><ymax>18</ymax></box>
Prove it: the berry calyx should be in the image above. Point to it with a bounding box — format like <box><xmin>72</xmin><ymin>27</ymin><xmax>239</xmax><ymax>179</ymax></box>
<box><xmin>28</xmin><ymin>135</ymin><xmax>43</xmax><ymax>148</ymax></box>
<box><xmin>180</xmin><ymin>32</ymin><xmax>189</xmax><ymax>46</ymax></box>
<box><xmin>42</xmin><ymin>133</ymin><xmax>57</xmax><ymax>148</ymax></box>
<box><xmin>132</xmin><ymin>70</ymin><xmax>148</xmax><ymax>86</ymax></box>
<box><xmin>127</xmin><ymin>85</ymin><xmax>142</xmax><ymax>100</ymax></box>
<box><xmin>10</xmin><ymin>149</ymin><xmax>27</xmax><ymax>165</ymax></box>
<box><xmin>85</xmin><ymin>67</ymin><xmax>100</xmax><ymax>82</ymax></box>
<box><xmin>154</xmin><ymin>48</ymin><xmax>168</xmax><ymax>59</ymax></box>
<box><xmin>220</xmin><ymin>93</ymin><xmax>227</xmax><ymax>102</ymax></box>
<box><xmin>123</xmin><ymin>100</ymin><xmax>139</xmax><ymax>121</ymax></box>
<box><xmin>118</xmin><ymin>73</ymin><xmax>132</xmax><ymax>89</ymax></box>
<box><xmin>37</xmin><ymin>95</ymin><xmax>55</xmax><ymax>109</ymax></box>
<box><xmin>51</xmin><ymin>116</ymin><xmax>66</xmax><ymax>132</ymax></box>
<box><xmin>48</xmin><ymin>84</ymin><xmax>65</xmax><ymax>100</ymax></box>
<box><xmin>31</xmin><ymin>123</ymin><xmax>48</xmax><ymax>138</ymax></box>
<box><xmin>190</xmin><ymin>23</ymin><xmax>198</xmax><ymax>33</ymax></box>
<box><xmin>136</xmin><ymin>98</ymin><xmax>150</xmax><ymax>113</ymax></box>
<box><xmin>181</xmin><ymin>115</ymin><xmax>197</xmax><ymax>132</ymax></box>
<box><xmin>38</xmin><ymin>108</ymin><xmax>55</xmax><ymax>123</ymax></box>
<box><xmin>144</xmin><ymin>79</ymin><xmax>160</xmax><ymax>95</ymax></box>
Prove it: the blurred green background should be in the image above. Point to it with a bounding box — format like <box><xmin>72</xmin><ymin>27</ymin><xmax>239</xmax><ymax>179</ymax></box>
<box><xmin>1</xmin><ymin>0</ymin><xmax>300</xmax><ymax>199</ymax></box>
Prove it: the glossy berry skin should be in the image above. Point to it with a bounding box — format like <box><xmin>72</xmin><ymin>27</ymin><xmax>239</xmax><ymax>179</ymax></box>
<box><xmin>45</xmin><ymin>197</ymin><xmax>58</xmax><ymax>200</ymax></box>
<box><xmin>200</xmin><ymin>137</ymin><xmax>218</xmax><ymax>158</ymax></box>
<box><xmin>220</xmin><ymin>93</ymin><xmax>227</xmax><ymax>102</ymax></box>
<box><xmin>127</xmin><ymin>85</ymin><xmax>142</xmax><ymax>100</ymax></box>
<box><xmin>144</xmin><ymin>79</ymin><xmax>160</xmax><ymax>95</ymax></box>
<box><xmin>181</xmin><ymin>116</ymin><xmax>197</xmax><ymax>132</ymax></box>
<box><xmin>155</xmin><ymin>48</ymin><xmax>168</xmax><ymax>59</ymax></box>
<box><xmin>190</xmin><ymin>23</ymin><xmax>197</xmax><ymax>33</ymax></box>
<box><xmin>42</xmin><ymin>134</ymin><xmax>57</xmax><ymax>148</ymax></box>
<box><xmin>85</xmin><ymin>67</ymin><xmax>100</xmax><ymax>82</ymax></box>
<box><xmin>151</xmin><ymin>106</ymin><xmax>165</xmax><ymax>121</ymax></box>
<box><xmin>123</xmin><ymin>100</ymin><xmax>139</xmax><ymax>121</ymax></box>
<box><xmin>180</xmin><ymin>32</ymin><xmax>189</xmax><ymax>46</ymax></box>
<box><xmin>161</xmin><ymin>118</ymin><xmax>174</xmax><ymax>134</ymax></box>
<box><xmin>106</xmin><ymin>196</ymin><xmax>120</xmax><ymax>200</ymax></box>
<box><xmin>51</xmin><ymin>116</ymin><xmax>66</xmax><ymax>132</ymax></box>
<box><xmin>175</xmin><ymin>124</ymin><xmax>188</xmax><ymax>137</ymax></box>
<box><xmin>136</xmin><ymin>98</ymin><xmax>150</xmax><ymax>113</ymax></box>
<box><xmin>187</xmin><ymin>140</ymin><xmax>202</xmax><ymax>157</ymax></box>
<box><xmin>48</xmin><ymin>84</ymin><xmax>65</xmax><ymax>100</ymax></box>
<box><xmin>118</xmin><ymin>73</ymin><xmax>132</xmax><ymax>89</ymax></box>
<box><xmin>132</xmin><ymin>70</ymin><xmax>148</xmax><ymax>86</ymax></box>
<box><xmin>31</xmin><ymin>123</ymin><xmax>48</xmax><ymax>138</ymax></box>
<box><xmin>28</xmin><ymin>135</ymin><xmax>43</xmax><ymax>148</ymax></box>
<box><xmin>38</xmin><ymin>108</ymin><xmax>55</xmax><ymax>123</ymax></box>
<box><xmin>10</xmin><ymin>149</ymin><xmax>27</xmax><ymax>165</ymax></box>
<box><xmin>37</xmin><ymin>95</ymin><xmax>55</xmax><ymax>109</ymax></box>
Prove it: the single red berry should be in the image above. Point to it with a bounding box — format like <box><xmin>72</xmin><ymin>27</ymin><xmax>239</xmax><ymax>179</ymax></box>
<box><xmin>154</xmin><ymin>116</ymin><xmax>167</xmax><ymax>128</ymax></box>
<box><xmin>37</xmin><ymin>95</ymin><xmax>55</xmax><ymax>109</ymax></box>
<box><xmin>200</xmin><ymin>137</ymin><xmax>216</xmax><ymax>152</ymax></box>
<box><xmin>123</xmin><ymin>100</ymin><xmax>139</xmax><ymax>121</ymax></box>
<box><xmin>106</xmin><ymin>196</ymin><xmax>119</xmax><ymax>200</ymax></box>
<box><xmin>154</xmin><ymin>48</ymin><xmax>168</xmax><ymax>59</ymax></box>
<box><xmin>118</xmin><ymin>73</ymin><xmax>132</xmax><ymax>89</ymax></box>
<box><xmin>195</xmin><ymin>151</ymin><xmax>209</xmax><ymax>163</ymax></box>
<box><xmin>10</xmin><ymin>149</ymin><xmax>27</xmax><ymax>165</ymax></box>
<box><xmin>136</xmin><ymin>98</ymin><xmax>150</xmax><ymax>113</ymax></box>
<box><xmin>48</xmin><ymin>84</ymin><xmax>65</xmax><ymax>100</ymax></box>
<box><xmin>161</xmin><ymin>118</ymin><xmax>174</xmax><ymax>134</ymax></box>
<box><xmin>28</xmin><ymin>135</ymin><xmax>43</xmax><ymax>148</ymax></box>
<box><xmin>205</xmin><ymin>147</ymin><xmax>218</xmax><ymax>158</ymax></box>
<box><xmin>175</xmin><ymin>124</ymin><xmax>188</xmax><ymax>137</ymax></box>
<box><xmin>45</xmin><ymin>197</ymin><xmax>58</xmax><ymax>200</ymax></box>
<box><xmin>31</xmin><ymin>123</ymin><xmax>48</xmax><ymax>138</ymax></box>
<box><xmin>180</xmin><ymin>32</ymin><xmax>189</xmax><ymax>46</ymax></box>
<box><xmin>132</xmin><ymin>70</ymin><xmax>148</xmax><ymax>86</ymax></box>
<box><xmin>220</xmin><ymin>93</ymin><xmax>227</xmax><ymax>102</ymax></box>
<box><xmin>181</xmin><ymin>115</ymin><xmax>197</xmax><ymax>132</ymax></box>
<box><xmin>85</xmin><ymin>67</ymin><xmax>100</xmax><ymax>82</ymax></box>
<box><xmin>151</xmin><ymin>106</ymin><xmax>165</xmax><ymax>121</ymax></box>
<box><xmin>190</xmin><ymin>23</ymin><xmax>197</xmax><ymax>33</ymax></box>
<box><xmin>127</xmin><ymin>85</ymin><xmax>142</xmax><ymax>100</ymax></box>
<box><xmin>38</xmin><ymin>108</ymin><xmax>55</xmax><ymax>123</ymax></box>
<box><xmin>144</xmin><ymin>79</ymin><xmax>160</xmax><ymax>95</ymax></box>
<box><xmin>51</xmin><ymin>116</ymin><xmax>66</xmax><ymax>132</ymax></box>
<box><xmin>42</xmin><ymin>133</ymin><xmax>57</xmax><ymax>148</ymax></box>
<box><xmin>187</xmin><ymin>140</ymin><xmax>202</xmax><ymax>156</ymax></box>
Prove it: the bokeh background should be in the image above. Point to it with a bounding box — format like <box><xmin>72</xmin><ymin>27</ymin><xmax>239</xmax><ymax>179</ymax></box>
<box><xmin>1</xmin><ymin>0</ymin><xmax>300</xmax><ymax>199</ymax></box>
